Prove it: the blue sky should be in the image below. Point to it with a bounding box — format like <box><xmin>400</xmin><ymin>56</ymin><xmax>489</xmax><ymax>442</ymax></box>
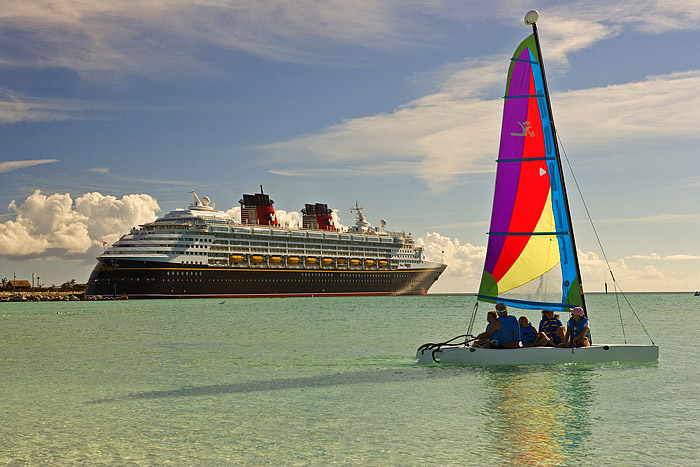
<box><xmin>1</xmin><ymin>1</ymin><xmax>699</xmax><ymax>292</ymax></box>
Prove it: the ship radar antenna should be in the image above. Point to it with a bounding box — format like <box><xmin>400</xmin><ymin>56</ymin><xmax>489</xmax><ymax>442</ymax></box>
<box><xmin>190</xmin><ymin>189</ymin><xmax>202</xmax><ymax>206</ymax></box>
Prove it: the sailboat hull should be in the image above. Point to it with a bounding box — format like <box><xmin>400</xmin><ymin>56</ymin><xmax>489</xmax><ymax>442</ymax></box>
<box><xmin>416</xmin><ymin>344</ymin><xmax>659</xmax><ymax>366</ymax></box>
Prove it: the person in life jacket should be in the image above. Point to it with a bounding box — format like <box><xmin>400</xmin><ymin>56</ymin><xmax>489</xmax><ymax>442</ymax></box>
<box><xmin>489</xmin><ymin>303</ymin><xmax>520</xmax><ymax>349</ymax></box>
<box><xmin>539</xmin><ymin>309</ymin><xmax>566</xmax><ymax>346</ymax></box>
<box><xmin>472</xmin><ymin>311</ymin><xmax>498</xmax><ymax>347</ymax></box>
<box><xmin>563</xmin><ymin>307</ymin><xmax>592</xmax><ymax>347</ymax></box>
<box><xmin>518</xmin><ymin>316</ymin><xmax>550</xmax><ymax>347</ymax></box>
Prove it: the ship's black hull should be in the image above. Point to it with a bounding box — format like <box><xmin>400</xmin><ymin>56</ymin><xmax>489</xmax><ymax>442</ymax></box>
<box><xmin>85</xmin><ymin>260</ymin><xmax>445</xmax><ymax>298</ymax></box>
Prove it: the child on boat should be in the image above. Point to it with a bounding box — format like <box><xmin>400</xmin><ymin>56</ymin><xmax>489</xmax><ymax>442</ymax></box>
<box><xmin>518</xmin><ymin>316</ymin><xmax>550</xmax><ymax>347</ymax></box>
<box><xmin>539</xmin><ymin>309</ymin><xmax>566</xmax><ymax>346</ymax></box>
<box><xmin>563</xmin><ymin>307</ymin><xmax>591</xmax><ymax>347</ymax></box>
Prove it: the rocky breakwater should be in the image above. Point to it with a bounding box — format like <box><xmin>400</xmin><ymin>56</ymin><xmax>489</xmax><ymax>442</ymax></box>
<box><xmin>0</xmin><ymin>292</ymin><xmax>119</xmax><ymax>302</ymax></box>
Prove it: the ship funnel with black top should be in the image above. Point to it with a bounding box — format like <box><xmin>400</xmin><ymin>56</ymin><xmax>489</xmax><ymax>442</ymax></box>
<box><xmin>239</xmin><ymin>186</ymin><xmax>279</xmax><ymax>226</ymax></box>
<box><xmin>302</xmin><ymin>203</ymin><xmax>336</xmax><ymax>230</ymax></box>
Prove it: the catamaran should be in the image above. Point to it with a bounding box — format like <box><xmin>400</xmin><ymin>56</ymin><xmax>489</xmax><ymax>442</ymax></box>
<box><xmin>417</xmin><ymin>10</ymin><xmax>658</xmax><ymax>365</ymax></box>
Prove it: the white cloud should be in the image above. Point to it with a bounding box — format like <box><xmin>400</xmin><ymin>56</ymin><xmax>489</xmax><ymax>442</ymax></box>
<box><xmin>627</xmin><ymin>253</ymin><xmax>700</xmax><ymax>260</ymax></box>
<box><xmin>413</xmin><ymin>236</ymin><xmax>699</xmax><ymax>293</ymax></box>
<box><xmin>259</xmin><ymin>68</ymin><xmax>700</xmax><ymax>191</ymax></box>
<box><xmin>2</xmin><ymin>0</ymin><xmax>695</xmax><ymax>78</ymax></box>
<box><xmin>89</xmin><ymin>167</ymin><xmax>110</xmax><ymax>174</ymax></box>
<box><xmin>0</xmin><ymin>190</ymin><xmax>159</xmax><ymax>260</ymax></box>
<box><xmin>0</xmin><ymin>0</ymin><xmax>426</xmax><ymax>78</ymax></box>
<box><xmin>0</xmin><ymin>85</ymin><xmax>182</xmax><ymax>124</ymax></box>
<box><xmin>551</xmin><ymin>0</ymin><xmax>700</xmax><ymax>34</ymax></box>
<box><xmin>596</xmin><ymin>213</ymin><xmax>700</xmax><ymax>225</ymax></box>
<box><xmin>0</xmin><ymin>159</ymin><xmax>59</xmax><ymax>173</ymax></box>
<box><xmin>417</xmin><ymin>231</ymin><xmax>485</xmax><ymax>293</ymax></box>
<box><xmin>574</xmin><ymin>250</ymin><xmax>699</xmax><ymax>292</ymax></box>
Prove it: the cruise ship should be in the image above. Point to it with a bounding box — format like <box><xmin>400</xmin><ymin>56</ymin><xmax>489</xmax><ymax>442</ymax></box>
<box><xmin>85</xmin><ymin>189</ymin><xmax>446</xmax><ymax>298</ymax></box>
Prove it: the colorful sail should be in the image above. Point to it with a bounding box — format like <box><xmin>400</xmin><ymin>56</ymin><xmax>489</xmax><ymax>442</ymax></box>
<box><xmin>477</xmin><ymin>34</ymin><xmax>581</xmax><ymax>312</ymax></box>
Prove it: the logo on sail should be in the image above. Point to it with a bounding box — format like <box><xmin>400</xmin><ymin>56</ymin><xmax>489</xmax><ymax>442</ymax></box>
<box><xmin>511</xmin><ymin>121</ymin><xmax>535</xmax><ymax>137</ymax></box>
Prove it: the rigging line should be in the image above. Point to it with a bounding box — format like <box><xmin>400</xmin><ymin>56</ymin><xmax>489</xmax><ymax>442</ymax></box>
<box><xmin>614</xmin><ymin>277</ymin><xmax>628</xmax><ymax>344</ymax></box>
<box><xmin>466</xmin><ymin>301</ymin><xmax>479</xmax><ymax>338</ymax></box>
<box><xmin>556</xmin><ymin>134</ymin><xmax>656</xmax><ymax>346</ymax></box>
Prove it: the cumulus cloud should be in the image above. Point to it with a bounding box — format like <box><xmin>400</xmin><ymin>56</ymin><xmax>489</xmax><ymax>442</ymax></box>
<box><xmin>0</xmin><ymin>190</ymin><xmax>159</xmax><ymax>260</ymax></box>
<box><xmin>413</xmin><ymin>237</ymin><xmax>699</xmax><ymax>293</ymax></box>
<box><xmin>417</xmin><ymin>232</ymin><xmax>485</xmax><ymax>292</ymax></box>
<box><xmin>0</xmin><ymin>159</ymin><xmax>59</xmax><ymax>173</ymax></box>
<box><xmin>572</xmin><ymin>250</ymin><xmax>700</xmax><ymax>292</ymax></box>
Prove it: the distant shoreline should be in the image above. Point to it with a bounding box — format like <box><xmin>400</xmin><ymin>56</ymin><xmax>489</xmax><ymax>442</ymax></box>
<box><xmin>0</xmin><ymin>291</ymin><xmax>118</xmax><ymax>302</ymax></box>
<box><xmin>1</xmin><ymin>290</ymin><xmax>695</xmax><ymax>302</ymax></box>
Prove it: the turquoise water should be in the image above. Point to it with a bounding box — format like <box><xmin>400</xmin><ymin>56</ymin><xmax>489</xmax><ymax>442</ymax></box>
<box><xmin>1</xmin><ymin>294</ymin><xmax>698</xmax><ymax>465</ymax></box>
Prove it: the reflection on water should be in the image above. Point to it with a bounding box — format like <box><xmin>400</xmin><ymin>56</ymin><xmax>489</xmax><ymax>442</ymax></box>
<box><xmin>480</xmin><ymin>366</ymin><xmax>595</xmax><ymax>466</ymax></box>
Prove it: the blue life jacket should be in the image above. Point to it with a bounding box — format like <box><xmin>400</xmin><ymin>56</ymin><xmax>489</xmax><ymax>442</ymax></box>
<box><xmin>520</xmin><ymin>323</ymin><xmax>536</xmax><ymax>346</ymax></box>
<box><xmin>492</xmin><ymin>315</ymin><xmax>519</xmax><ymax>345</ymax></box>
<box><xmin>567</xmin><ymin>317</ymin><xmax>592</xmax><ymax>344</ymax></box>
<box><xmin>539</xmin><ymin>315</ymin><xmax>563</xmax><ymax>345</ymax></box>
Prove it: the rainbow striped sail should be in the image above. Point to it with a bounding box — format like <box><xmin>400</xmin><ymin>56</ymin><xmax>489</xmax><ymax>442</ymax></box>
<box><xmin>477</xmin><ymin>34</ymin><xmax>581</xmax><ymax>312</ymax></box>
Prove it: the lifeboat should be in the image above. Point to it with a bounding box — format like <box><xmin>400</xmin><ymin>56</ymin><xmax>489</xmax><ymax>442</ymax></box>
<box><xmin>229</xmin><ymin>255</ymin><xmax>244</xmax><ymax>263</ymax></box>
<box><xmin>349</xmin><ymin>259</ymin><xmax>360</xmax><ymax>266</ymax></box>
<box><xmin>364</xmin><ymin>259</ymin><xmax>375</xmax><ymax>266</ymax></box>
<box><xmin>250</xmin><ymin>255</ymin><xmax>264</xmax><ymax>263</ymax></box>
<box><xmin>337</xmin><ymin>258</ymin><xmax>346</xmax><ymax>265</ymax></box>
<box><xmin>305</xmin><ymin>257</ymin><xmax>317</xmax><ymax>264</ymax></box>
<box><xmin>288</xmin><ymin>257</ymin><xmax>300</xmax><ymax>264</ymax></box>
<box><xmin>378</xmin><ymin>260</ymin><xmax>388</xmax><ymax>267</ymax></box>
<box><xmin>270</xmin><ymin>256</ymin><xmax>283</xmax><ymax>263</ymax></box>
<box><xmin>321</xmin><ymin>258</ymin><xmax>333</xmax><ymax>265</ymax></box>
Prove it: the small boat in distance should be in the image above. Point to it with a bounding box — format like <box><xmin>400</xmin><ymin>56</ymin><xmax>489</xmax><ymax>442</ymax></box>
<box><xmin>417</xmin><ymin>10</ymin><xmax>658</xmax><ymax>365</ymax></box>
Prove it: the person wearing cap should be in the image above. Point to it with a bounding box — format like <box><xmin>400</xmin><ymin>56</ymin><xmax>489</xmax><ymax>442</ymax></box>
<box><xmin>563</xmin><ymin>307</ymin><xmax>592</xmax><ymax>347</ymax></box>
<box><xmin>539</xmin><ymin>309</ymin><xmax>565</xmax><ymax>346</ymax></box>
<box><xmin>489</xmin><ymin>303</ymin><xmax>520</xmax><ymax>349</ymax></box>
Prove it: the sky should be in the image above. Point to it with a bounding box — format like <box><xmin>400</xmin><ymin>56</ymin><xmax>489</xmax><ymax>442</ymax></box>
<box><xmin>1</xmin><ymin>0</ymin><xmax>699</xmax><ymax>293</ymax></box>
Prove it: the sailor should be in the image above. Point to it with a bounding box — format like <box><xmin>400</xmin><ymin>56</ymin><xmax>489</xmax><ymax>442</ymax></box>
<box><xmin>564</xmin><ymin>307</ymin><xmax>592</xmax><ymax>347</ymax></box>
<box><xmin>539</xmin><ymin>309</ymin><xmax>566</xmax><ymax>346</ymax></box>
<box><xmin>472</xmin><ymin>311</ymin><xmax>498</xmax><ymax>347</ymax></box>
<box><xmin>490</xmin><ymin>303</ymin><xmax>520</xmax><ymax>349</ymax></box>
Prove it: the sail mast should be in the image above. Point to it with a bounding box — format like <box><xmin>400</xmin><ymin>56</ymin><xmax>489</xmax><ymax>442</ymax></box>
<box><xmin>528</xmin><ymin>11</ymin><xmax>588</xmax><ymax>315</ymax></box>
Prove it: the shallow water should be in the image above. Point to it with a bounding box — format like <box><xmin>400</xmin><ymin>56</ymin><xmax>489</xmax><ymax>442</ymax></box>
<box><xmin>1</xmin><ymin>293</ymin><xmax>697</xmax><ymax>465</ymax></box>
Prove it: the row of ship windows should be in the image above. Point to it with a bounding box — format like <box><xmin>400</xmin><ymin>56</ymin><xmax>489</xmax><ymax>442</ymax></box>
<box><xmin>121</xmin><ymin>243</ymin><xmax>395</xmax><ymax>253</ymax></box>
<box><xmin>134</xmin><ymin>232</ymin><xmax>412</xmax><ymax>247</ymax></box>
<box><xmin>162</xmin><ymin>270</ymin><xmax>417</xmax><ymax>279</ymax></box>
